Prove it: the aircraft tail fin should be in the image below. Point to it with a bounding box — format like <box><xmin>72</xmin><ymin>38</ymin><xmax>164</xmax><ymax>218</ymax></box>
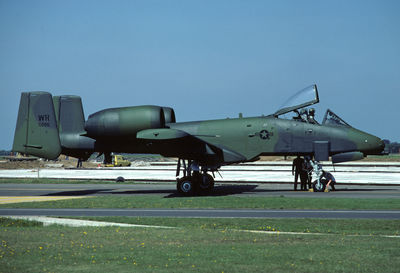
<box><xmin>12</xmin><ymin>92</ymin><xmax>62</xmax><ymax>160</ymax></box>
<box><xmin>53</xmin><ymin>95</ymin><xmax>86</xmax><ymax>135</ymax></box>
<box><xmin>52</xmin><ymin>95</ymin><xmax>94</xmax><ymax>160</ymax></box>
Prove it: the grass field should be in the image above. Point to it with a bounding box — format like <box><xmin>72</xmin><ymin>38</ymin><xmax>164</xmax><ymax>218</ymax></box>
<box><xmin>1</xmin><ymin>177</ymin><xmax>399</xmax><ymax>272</ymax></box>
<box><xmin>1</xmin><ymin>217</ymin><xmax>399</xmax><ymax>273</ymax></box>
<box><xmin>1</xmin><ymin>195</ymin><xmax>400</xmax><ymax>210</ymax></box>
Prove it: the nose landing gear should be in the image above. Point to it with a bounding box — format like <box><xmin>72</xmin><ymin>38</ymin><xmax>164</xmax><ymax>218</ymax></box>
<box><xmin>308</xmin><ymin>159</ymin><xmax>327</xmax><ymax>192</ymax></box>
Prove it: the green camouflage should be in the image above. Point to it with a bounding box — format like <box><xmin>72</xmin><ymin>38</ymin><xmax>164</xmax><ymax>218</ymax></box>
<box><xmin>12</xmin><ymin>86</ymin><xmax>384</xmax><ymax>168</ymax></box>
<box><xmin>13</xmin><ymin>92</ymin><xmax>61</xmax><ymax>159</ymax></box>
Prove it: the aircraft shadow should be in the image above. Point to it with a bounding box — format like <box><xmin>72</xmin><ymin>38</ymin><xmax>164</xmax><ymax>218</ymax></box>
<box><xmin>41</xmin><ymin>185</ymin><xmax>260</xmax><ymax>197</ymax></box>
<box><xmin>165</xmin><ymin>185</ymin><xmax>259</xmax><ymax>198</ymax></box>
<box><xmin>40</xmin><ymin>185</ymin><xmax>393</xmax><ymax>197</ymax></box>
<box><xmin>43</xmin><ymin>189</ymin><xmax>115</xmax><ymax>196</ymax></box>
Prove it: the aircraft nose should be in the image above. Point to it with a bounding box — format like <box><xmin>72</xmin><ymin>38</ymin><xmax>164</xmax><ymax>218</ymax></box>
<box><xmin>378</xmin><ymin>139</ymin><xmax>385</xmax><ymax>153</ymax></box>
<box><xmin>362</xmin><ymin>134</ymin><xmax>385</xmax><ymax>155</ymax></box>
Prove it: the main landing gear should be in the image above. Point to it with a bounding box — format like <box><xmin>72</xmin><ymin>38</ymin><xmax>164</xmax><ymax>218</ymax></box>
<box><xmin>176</xmin><ymin>159</ymin><xmax>215</xmax><ymax>196</ymax></box>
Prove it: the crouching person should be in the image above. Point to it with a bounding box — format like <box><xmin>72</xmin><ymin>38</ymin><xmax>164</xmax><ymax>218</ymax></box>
<box><xmin>322</xmin><ymin>171</ymin><xmax>336</xmax><ymax>192</ymax></box>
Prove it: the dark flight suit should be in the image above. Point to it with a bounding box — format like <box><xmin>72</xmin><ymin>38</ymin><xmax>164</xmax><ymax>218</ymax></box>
<box><xmin>303</xmin><ymin>159</ymin><xmax>312</xmax><ymax>189</ymax></box>
<box><xmin>292</xmin><ymin>157</ymin><xmax>304</xmax><ymax>191</ymax></box>
<box><xmin>300</xmin><ymin>168</ymin><xmax>308</xmax><ymax>190</ymax></box>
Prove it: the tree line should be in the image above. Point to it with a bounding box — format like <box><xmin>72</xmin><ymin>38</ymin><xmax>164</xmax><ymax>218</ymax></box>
<box><xmin>383</xmin><ymin>140</ymin><xmax>400</xmax><ymax>154</ymax></box>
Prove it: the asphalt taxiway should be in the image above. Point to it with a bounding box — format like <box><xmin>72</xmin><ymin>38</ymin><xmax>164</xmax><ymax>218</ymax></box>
<box><xmin>0</xmin><ymin>183</ymin><xmax>399</xmax><ymax>219</ymax></box>
<box><xmin>0</xmin><ymin>161</ymin><xmax>399</xmax><ymax>219</ymax></box>
<box><xmin>0</xmin><ymin>183</ymin><xmax>399</xmax><ymax>198</ymax></box>
<box><xmin>0</xmin><ymin>182</ymin><xmax>400</xmax><ymax>198</ymax></box>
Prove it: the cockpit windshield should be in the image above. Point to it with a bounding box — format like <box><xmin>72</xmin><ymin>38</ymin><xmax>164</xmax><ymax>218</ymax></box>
<box><xmin>322</xmin><ymin>109</ymin><xmax>351</xmax><ymax>127</ymax></box>
<box><xmin>272</xmin><ymin>84</ymin><xmax>353</xmax><ymax>127</ymax></box>
<box><xmin>273</xmin><ymin>84</ymin><xmax>319</xmax><ymax>117</ymax></box>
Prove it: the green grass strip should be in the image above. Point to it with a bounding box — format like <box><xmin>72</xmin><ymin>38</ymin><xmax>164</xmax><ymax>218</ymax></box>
<box><xmin>48</xmin><ymin>216</ymin><xmax>399</xmax><ymax>236</ymax></box>
<box><xmin>1</xmin><ymin>195</ymin><xmax>400</xmax><ymax>210</ymax></box>
<box><xmin>1</xmin><ymin>217</ymin><xmax>399</xmax><ymax>273</ymax></box>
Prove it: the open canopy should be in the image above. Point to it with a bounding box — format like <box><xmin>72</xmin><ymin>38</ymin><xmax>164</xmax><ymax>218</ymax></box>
<box><xmin>273</xmin><ymin>84</ymin><xmax>353</xmax><ymax>127</ymax></box>
<box><xmin>273</xmin><ymin>84</ymin><xmax>319</xmax><ymax>117</ymax></box>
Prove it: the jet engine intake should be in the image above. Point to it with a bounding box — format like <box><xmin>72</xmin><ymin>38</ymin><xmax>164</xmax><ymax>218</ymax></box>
<box><xmin>162</xmin><ymin>107</ymin><xmax>176</xmax><ymax>124</ymax></box>
<box><xmin>85</xmin><ymin>105</ymin><xmax>166</xmax><ymax>137</ymax></box>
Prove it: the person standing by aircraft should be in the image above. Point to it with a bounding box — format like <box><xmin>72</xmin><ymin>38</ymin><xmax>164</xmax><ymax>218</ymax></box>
<box><xmin>292</xmin><ymin>156</ymin><xmax>304</xmax><ymax>191</ymax></box>
<box><xmin>300</xmin><ymin>161</ymin><xmax>309</xmax><ymax>190</ymax></box>
<box><xmin>303</xmin><ymin>156</ymin><xmax>313</xmax><ymax>189</ymax></box>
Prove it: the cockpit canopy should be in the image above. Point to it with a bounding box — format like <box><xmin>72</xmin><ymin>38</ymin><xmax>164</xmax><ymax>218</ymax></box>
<box><xmin>273</xmin><ymin>84</ymin><xmax>319</xmax><ymax>117</ymax></box>
<box><xmin>273</xmin><ymin>84</ymin><xmax>352</xmax><ymax>127</ymax></box>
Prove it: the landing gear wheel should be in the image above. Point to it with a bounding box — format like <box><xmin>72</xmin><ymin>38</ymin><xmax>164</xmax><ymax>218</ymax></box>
<box><xmin>177</xmin><ymin>177</ymin><xmax>195</xmax><ymax>196</ymax></box>
<box><xmin>312</xmin><ymin>177</ymin><xmax>327</xmax><ymax>192</ymax></box>
<box><xmin>196</xmin><ymin>173</ymin><xmax>215</xmax><ymax>194</ymax></box>
<box><xmin>116</xmin><ymin>176</ymin><xmax>125</xmax><ymax>183</ymax></box>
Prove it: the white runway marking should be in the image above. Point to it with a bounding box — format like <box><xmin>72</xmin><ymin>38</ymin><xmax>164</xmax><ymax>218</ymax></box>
<box><xmin>4</xmin><ymin>216</ymin><xmax>398</xmax><ymax>238</ymax></box>
<box><xmin>235</xmin><ymin>229</ymin><xmax>400</xmax><ymax>238</ymax></box>
<box><xmin>6</xmin><ymin>216</ymin><xmax>175</xmax><ymax>229</ymax></box>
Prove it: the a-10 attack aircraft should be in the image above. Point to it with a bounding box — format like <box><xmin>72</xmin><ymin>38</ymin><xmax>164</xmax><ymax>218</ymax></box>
<box><xmin>13</xmin><ymin>85</ymin><xmax>385</xmax><ymax>195</ymax></box>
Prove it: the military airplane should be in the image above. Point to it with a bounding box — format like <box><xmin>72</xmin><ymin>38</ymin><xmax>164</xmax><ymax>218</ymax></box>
<box><xmin>12</xmin><ymin>85</ymin><xmax>385</xmax><ymax>194</ymax></box>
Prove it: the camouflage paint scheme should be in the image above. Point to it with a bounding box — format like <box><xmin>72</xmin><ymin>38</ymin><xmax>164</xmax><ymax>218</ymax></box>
<box><xmin>13</xmin><ymin>92</ymin><xmax>61</xmax><ymax>159</ymax></box>
<box><xmin>13</xmin><ymin>86</ymin><xmax>384</xmax><ymax>165</ymax></box>
<box><xmin>12</xmin><ymin>85</ymin><xmax>384</xmax><ymax>194</ymax></box>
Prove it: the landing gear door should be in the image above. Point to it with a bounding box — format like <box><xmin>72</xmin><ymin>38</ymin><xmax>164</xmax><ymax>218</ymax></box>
<box><xmin>313</xmin><ymin>141</ymin><xmax>330</xmax><ymax>161</ymax></box>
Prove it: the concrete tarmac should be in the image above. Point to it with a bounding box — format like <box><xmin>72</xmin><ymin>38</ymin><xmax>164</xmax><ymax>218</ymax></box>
<box><xmin>1</xmin><ymin>162</ymin><xmax>399</xmax><ymax>219</ymax></box>
<box><xmin>0</xmin><ymin>183</ymin><xmax>399</xmax><ymax>219</ymax></box>
<box><xmin>1</xmin><ymin>161</ymin><xmax>399</xmax><ymax>185</ymax></box>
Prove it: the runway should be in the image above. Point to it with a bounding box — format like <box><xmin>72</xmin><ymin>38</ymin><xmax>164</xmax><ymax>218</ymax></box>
<box><xmin>0</xmin><ymin>183</ymin><xmax>399</xmax><ymax>219</ymax></box>
<box><xmin>0</xmin><ymin>162</ymin><xmax>399</xmax><ymax>219</ymax></box>
<box><xmin>0</xmin><ymin>208</ymin><xmax>399</xmax><ymax>219</ymax></box>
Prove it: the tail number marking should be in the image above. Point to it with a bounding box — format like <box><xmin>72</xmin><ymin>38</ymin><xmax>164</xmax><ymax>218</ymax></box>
<box><xmin>37</xmin><ymin>114</ymin><xmax>50</xmax><ymax>127</ymax></box>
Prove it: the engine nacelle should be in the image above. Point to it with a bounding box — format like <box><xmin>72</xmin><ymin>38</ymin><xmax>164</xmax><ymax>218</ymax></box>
<box><xmin>162</xmin><ymin>107</ymin><xmax>176</xmax><ymax>124</ymax></box>
<box><xmin>85</xmin><ymin>105</ymin><xmax>166</xmax><ymax>138</ymax></box>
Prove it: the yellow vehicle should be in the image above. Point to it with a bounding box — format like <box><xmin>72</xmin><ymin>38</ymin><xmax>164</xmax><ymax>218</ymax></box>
<box><xmin>105</xmin><ymin>155</ymin><xmax>131</xmax><ymax>167</ymax></box>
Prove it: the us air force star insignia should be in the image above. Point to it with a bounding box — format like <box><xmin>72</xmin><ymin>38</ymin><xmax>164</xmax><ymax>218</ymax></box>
<box><xmin>259</xmin><ymin>130</ymin><xmax>270</xmax><ymax>140</ymax></box>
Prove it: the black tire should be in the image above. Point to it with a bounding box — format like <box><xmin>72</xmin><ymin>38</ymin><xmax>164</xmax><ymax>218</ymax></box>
<box><xmin>177</xmin><ymin>177</ymin><xmax>195</xmax><ymax>196</ymax></box>
<box><xmin>312</xmin><ymin>177</ymin><xmax>327</xmax><ymax>192</ymax></box>
<box><xmin>116</xmin><ymin>176</ymin><xmax>125</xmax><ymax>183</ymax></box>
<box><xmin>196</xmin><ymin>173</ymin><xmax>215</xmax><ymax>194</ymax></box>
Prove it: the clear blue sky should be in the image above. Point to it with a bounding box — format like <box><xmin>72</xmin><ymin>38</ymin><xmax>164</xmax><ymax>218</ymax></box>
<box><xmin>0</xmin><ymin>0</ymin><xmax>399</xmax><ymax>150</ymax></box>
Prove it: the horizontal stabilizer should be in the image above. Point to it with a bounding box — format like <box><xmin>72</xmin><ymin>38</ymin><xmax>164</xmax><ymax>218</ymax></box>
<box><xmin>137</xmin><ymin>128</ymin><xmax>189</xmax><ymax>140</ymax></box>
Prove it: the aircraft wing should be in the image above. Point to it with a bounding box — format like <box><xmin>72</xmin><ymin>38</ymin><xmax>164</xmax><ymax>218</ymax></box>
<box><xmin>137</xmin><ymin>128</ymin><xmax>246</xmax><ymax>164</ymax></box>
<box><xmin>137</xmin><ymin>128</ymin><xmax>190</xmax><ymax>140</ymax></box>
